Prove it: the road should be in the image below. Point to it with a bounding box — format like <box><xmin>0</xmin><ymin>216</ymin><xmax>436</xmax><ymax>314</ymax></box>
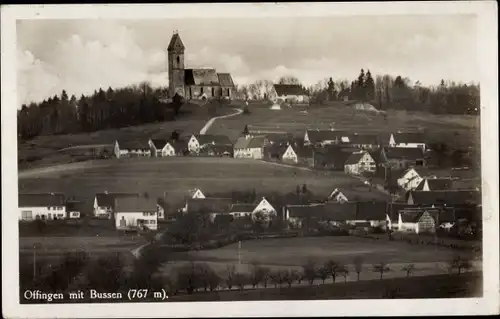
<box><xmin>199</xmin><ymin>108</ymin><xmax>243</xmax><ymax>135</ymax></box>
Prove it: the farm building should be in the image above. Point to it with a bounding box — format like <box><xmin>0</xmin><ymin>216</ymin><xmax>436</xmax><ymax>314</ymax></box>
<box><xmin>18</xmin><ymin>193</ymin><xmax>66</xmax><ymax>221</ymax></box>
<box><xmin>313</xmin><ymin>146</ymin><xmax>354</xmax><ymax>170</ymax></box>
<box><xmin>389</xmin><ymin>132</ymin><xmax>427</xmax><ymax>151</ymax></box>
<box><xmin>405</xmin><ymin>190</ymin><xmax>480</xmax><ymax>206</ymax></box>
<box><xmin>185</xmin><ymin>198</ymin><xmax>233</xmax><ymax>222</ymax></box>
<box><xmin>344</xmin><ymin>151</ymin><xmax>377</xmax><ymax>175</ymax></box>
<box><xmin>380</xmin><ymin>147</ymin><xmax>426</xmax><ymax>170</ymax></box>
<box><xmin>229</xmin><ymin>203</ymin><xmax>256</xmax><ymax>218</ymax></box>
<box><xmin>93</xmin><ymin>192</ymin><xmax>139</xmax><ymax>219</ymax></box>
<box><xmin>187</xmin><ymin>134</ymin><xmax>233</xmax><ymax>154</ymax></box>
<box><xmin>347</xmin><ymin>133</ymin><xmax>381</xmax><ymax>149</ymax></box>
<box><xmin>271</xmin><ymin>84</ymin><xmax>310</xmax><ymax>105</ymax></box>
<box><xmin>415</xmin><ymin>177</ymin><xmax>454</xmax><ymax>191</ymax></box>
<box><xmin>321</xmin><ymin>202</ymin><xmax>358</xmax><ymax>225</ymax></box>
<box><xmin>233</xmin><ymin>136</ymin><xmax>266</xmax><ymax>159</ymax></box>
<box><xmin>283</xmin><ymin>204</ymin><xmax>326</xmax><ymax>228</ymax></box>
<box><xmin>304</xmin><ymin>129</ymin><xmax>351</xmax><ymax>146</ymax></box>
<box><xmin>326</xmin><ymin>188</ymin><xmax>349</xmax><ymax>203</ymax></box>
<box><xmin>148</xmin><ymin>139</ymin><xmax>187</xmax><ymax>157</ymax></box>
<box><xmin>114</xmin><ymin>196</ymin><xmax>158</xmax><ymax>231</ymax></box>
<box><xmin>397</xmin><ymin>167</ymin><xmax>425</xmax><ymax>191</ymax></box>
<box><xmin>65</xmin><ymin>200</ymin><xmax>85</xmax><ymax>219</ymax></box>
<box><xmin>397</xmin><ymin>207</ymin><xmax>439</xmax><ymax>234</ymax></box>
<box><xmin>451</xmin><ymin>178</ymin><xmax>481</xmax><ymax>191</ymax></box>
<box><xmin>351</xmin><ymin>201</ymin><xmax>388</xmax><ymax>228</ymax></box>
<box><xmin>114</xmin><ymin>140</ymin><xmax>151</xmax><ymax>158</ymax></box>
<box><xmin>168</xmin><ymin>32</ymin><xmax>235</xmax><ymax>99</ymax></box>
<box><xmin>251</xmin><ymin>197</ymin><xmax>278</xmax><ymax>221</ymax></box>
<box><xmin>201</xmin><ymin>144</ymin><xmax>233</xmax><ymax>157</ymax></box>
<box><xmin>189</xmin><ymin>188</ymin><xmax>206</xmax><ymax>199</ymax></box>
<box><xmin>265</xmin><ymin>143</ymin><xmax>314</xmax><ymax>166</ymax></box>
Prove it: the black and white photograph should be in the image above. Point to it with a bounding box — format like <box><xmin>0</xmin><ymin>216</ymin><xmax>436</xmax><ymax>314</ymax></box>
<box><xmin>2</xmin><ymin>2</ymin><xmax>499</xmax><ymax>318</ymax></box>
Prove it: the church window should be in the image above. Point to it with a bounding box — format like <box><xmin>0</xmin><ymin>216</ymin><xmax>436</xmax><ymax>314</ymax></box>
<box><xmin>177</xmin><ymin>56</ymin><xmax>180</xmax><ymax>64</ymax></box>
<box><xmin>211</xmin><ymin>87</ymin><xmax>215</xmax><ymax>96</ymax></box>
<box><xmin>227</xmin><ymin>88</ymin><xmax>230</xmax><ymax>96</ymax></box>
<box><xmin>201</xmin><ymin>87</ymin><xmax>204</xmax><ymax>94</ymax></box>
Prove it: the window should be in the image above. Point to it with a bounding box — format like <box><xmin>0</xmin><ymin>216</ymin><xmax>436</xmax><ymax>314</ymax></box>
<box><xmin>150</xmin><ymin>220</ymin><xmax>156</xmax><ymax>224</ymax></box>
<box><xmin>176</xmin><ymin>56</ymin><xmax>180</xmax><ymax>64</ymax></box>
<box><xmin>57</xmin><ymin>214</ymin><xmax>64</xmax><ymax>218</ymax></box>
<box><xmin>21</xmin><ymin>211</ymin><xmax>33</xmax><ymax>220</ymax></box>
<box><xmin>211</xmin><ymin>87</ymin><xmax>215</xmax><ymax>96</ymax></box>
<box><xmin>227</xmin><ymin>88</ymin><xmax>230</xmax><ymax>96</ymax></box>
<box><xmin>143</xmin><ymin>212</ymin><xmax>147</xmax><ymax>216</ymax></box>
<box><xmin>200</xmin><ymin>87</ymin><xmax>204</xmax><ymax>94</ymax></box>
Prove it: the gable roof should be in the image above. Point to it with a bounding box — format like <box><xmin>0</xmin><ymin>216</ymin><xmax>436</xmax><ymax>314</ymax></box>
<box><xmin>114</xmin><ymin>196</ymin><xmax>157</xmax><ymax>213</ymax></box>
<box><xmin>451</xmin><ymin>178</ymin><xmax>480</xmax><ymax>191</ymax></box>
<box><xmin>384</xmin><ymin>147</ymin><xmax>424</xmax><ymax>160</ymax></box>
<box><xmin>95</xmin><ymin>193</ymin><xmax>139</xmax><ymax>208</ymax></box>
<box><xmin>203</xmin><ymin>144</ymin><xmax>233</xmax><ymax>155</ymax></box>
<box><xmin>415</xmin><ymin>178</ymin><xmax>454</xmax><ymax>191</ymax></box>
<box><xmin>195</xmin><ymin>134</ymin><xmax>232</xmax><ymax>146</ymax></box>
<box><xmin>322</xmin><ymin>202</ymin><xmax>357</xmax><ymax>221</ymax></box>
<box><xmin>349</xmin><ymin>134</ymin><xmax>380</xmax><ymax>146</ymax></box>
<box><xmin>187</xmin><ymin>198</ymin><xmax>233</xmax><ymax>214</ymax></box>
<box><xmin>286</xmin><ymin>204</ymin><xmax>326</xmax><ymax>218</ymax></box>
<box><xmin>230</xmin><ymin>203</ymin><xmax>256</xmax><ymax>213</ymax></box>
<box><xmin>66</xmin><ymin>200</ymin><xmax>85</xmax><ymax>212</ymax></box>
<box><xmin>388</xmin><ymin>203</ymin><xmax>416</xmax><ymax>222</ymax></box>
<box><xmin>150</xmin><ymin>139</ymin><xmax>167</xmax><ymax>150</ymax></box>
<box><xmin>408</xmin><ymin>190</ymin><xmax>480</xmax><ymax>206</ymax></box>
<box><xmin>234</xmin><ymin>136</ymin><xmax>266</xmax><ymax>149</ymax></box>
<box><xmin>185</xmin><ymin>69</ymin><xmax>220</xmax><ymax>86</ymax></box>
<box><xmin>168</xmin><ymin>33</ymin><xmax>185</xmax><ymax>51</ymax></box>
<box><xmin>356</xmin><ymin>201</ymin><xmax>387</xmax><ymax>220</ymax></box>
<box><xmin>217</xmin><ymin>73</ymin><xmax>235</xmax><ymax>87</ymax></box>
<box><xmin>314</xmin><ymin>147</ymin><xmax>352</xmax><ymax>168</ymax></box>
<box><xmin>117</xmin><ymin>140</ymin><xmax>150</xmax><ymax>150</ymax></box>
<box><xmin>19</xmin><ymin>193</ymin><xmax>66</xmax><ymax>207</ymax></box>
<box><xmin>305</xmin><ymin>129</ymin><xmax>348</xmax><ymax>144</ymax></box>
<box><xmin>344</xmin><ymin>152</ymin><xmax>369</xmax><ymax>165</ymax></box>
<box><xmin>273</xmin><ymin>84</ymin><xmax>308</xmax><ymax>96</ymax></box>
<box><xmin>392</xmin><ymin>132</ymin><xmax>425</xmax><ymax>144</ymax></box>
<box><xmin>399</xmin><ymin>207</ymin><xmax>439</xmax><ymax>223</ymax></box>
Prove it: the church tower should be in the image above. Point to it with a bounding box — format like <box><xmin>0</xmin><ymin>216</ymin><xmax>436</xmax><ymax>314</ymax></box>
<box><xmin>167</xmin><ymin>31</ymin><xmax>185</xmax><ymax>98</ymax></box>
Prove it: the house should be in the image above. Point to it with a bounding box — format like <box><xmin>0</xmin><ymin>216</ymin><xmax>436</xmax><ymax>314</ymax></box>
<box><xmin>149</xmin><ymin>139</ymin><xmax>186</xmax><ymax>157</ymax></box>
<box><xmin>352</xmin><ymin>201</ymin><xmax>388</xmax><ymax>228</ymax></box>
<box><xmin>326</xmin><ymin>188</ymin><xmax>349</xmax><ymax>203</ymax></box>
<box><xmin>65</xmin><ymin>200</ymin><xmax>85</xmax><ymax>219</ymax></box>
<box><xmin>389</xmin><ymin>132</ymin><xmax>426</xmax><ymax>150</ymax></box>
<box><xmin>283</xmin><ymin>204</ymin><xmax>326</xmax><ymax>228</ymax></box>
<box><xmin>313</xmin><ymin>146</ymin><xmax>353</xmax><ymax>170</ymax></box>
<box><xmin>114</xmin><ymin>140</ymin><xmax>151</xmax><ymax>158</ymax></box>
<box><xmin>398</xmin><ymin>207</ymin><xmax>439</xmax><ymax>234</ymax></box>
<box><xmin>348</xmin><ymin>133</ymin><xmax>380</xmax><ymax>149</ymax></box>
<box><xmin>233</xmin><ymin>136</ymin><xmax>266</xmax><ymax>159</ymax></box>
<box><xmin>189</xmin><ymin>188</ymin><xmax>206</xmax><ymax>199</ymax></box>
<box><xmin>202</xmin><ymin>144</ymin><xmax>233</xmax><ymax>157</ymax></box>
<box><xmin>18</xmin><ymin>193</ymin><xmax>66</xmax><ymax>221</ymax></box>
<box><xmin>229</xmin><ymin>203</ymin><xmax>257</xmax><ymax>218</ymax></box>
<box><xmin>451</xmin><ymin>178</ymin><xmax>481</xmax><ymax>191</ymax></box>
<box><xmin>321</xmin><ymin>202</ymin><xmax>358</xmax><ymax>225</ymax></box>
<box><xmin>185</xmin><ymin>198</ymin><xmax>233</xmax><ymax>222</ymax></box>
<box><xmin>114</xmin><ymin>196</ymin><xmax>158</xmax><ymax>231</ymax></box>
<box><xmin>304</xmin><ymin>129</ymin><xmax>351</xmax><ymax>146</ymax></box>
<box><xmin>266</xmin><ymin>143</ymin><xmax>314</xmax><ymax>166</ymax></box>
<box><xmin>415</xmin><ymin>177</ymin><xmax>454</xmax><ymax>191</ymax></box>
<box><xmin>168</xmin><ymin>32</ymin><xmax>235</xmax><ymax>99</ymax></box>
<box><xmin>344</xmin><ymin>151</ymin><xmax>377</xmax><ymax>175</ymax></box>
<box><xmin>187</xmin><ymin>134</ymin><xmax>233</xmax><ymax>154</ymax></box>
<box><xmin>406</xmin><ymin>190</ymin><xmax>480</xmax><ymax>206</ymax></box>
<box><xmin>380</xmin><ymin>147</ymin><xmax>426</xmax><ymax>170</ymax></box>
<box><xmin>251</xmin><ymin>197</ymin><xmax>278</xmax><ymax>220</ymax></box>
<box><xmin>271</xmin><ymin>84</ymin><xmax>310</xmax><ymax>105</ymax></box>
<box><xmin>93</xmin><ymin>192</ymin><xmax>139</xmax><ymax>219</ymax></box>
<box><xmin>397</xmin><ymin>168</ymin><xmax>425</xmax><ymax>191</ymax></box>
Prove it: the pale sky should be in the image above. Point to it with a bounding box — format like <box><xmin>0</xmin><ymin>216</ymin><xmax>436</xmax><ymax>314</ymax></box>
<box><xmin>17</xmin><ymin>15</ymin><xmax>479</xmax><ymax>104</ymax></box>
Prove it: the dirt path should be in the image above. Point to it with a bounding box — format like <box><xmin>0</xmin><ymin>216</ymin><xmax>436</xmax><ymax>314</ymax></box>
<box><xmin>200</xmin><ymin>108</ymin><xmax>243</xmax><ymax>134</ymax></box>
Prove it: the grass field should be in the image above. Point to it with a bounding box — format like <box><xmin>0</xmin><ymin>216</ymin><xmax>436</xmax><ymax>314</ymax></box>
<box><xmin>18</xmin><ymin>157</ymin><xmax>390</xmax><ymax>211</ymax></box>
<box><xmin>208</xmin><ymin>102</ymin><xmax>480</xmax><ymax>149</ymax></box>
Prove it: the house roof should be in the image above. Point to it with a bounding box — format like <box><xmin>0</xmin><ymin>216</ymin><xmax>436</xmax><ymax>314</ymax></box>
<box><xmin>66</xmin><ymin>200</ymin><xmax>85</xmax><ymax>212</ymax></box>
<box><xmin>393</xmin><ymin>132</ymin><xmax>425</xmax><ymax>144</ymax></box>
<box><xmin>95</xmin><ymin>193</ymin><xmax>139</xmax><ymax>208</ymax></box>
<box><xmin>356</xmin><ymin>201</ymin><xmax>387</xmax><ymax>220</ymax></box>
<box><xmin>451</xmin><ymin>179</ymin><xmax>480</xmax><ymax>191</ymax></box>
<box><xmin>273</xmin><ymin>84</ymin><xmax>308</xmax><ymax>96</ymax></box>
<box><xmin>314</xmin><ymin>146</ymin><xmax>352</xmax><ymax>168</ymax></box>
<box><xmin>286</xmin><ymin>204</ymin><xmax>326</xmax><ymax>218</ymax></box>
<box><xmin>19</xmin><ymin>193</ymin><xmax>66</xmax><ymax>207</ymax></box>
<box><xmin>322</xmin><ymin>202</ymin><xmax>357</xmax><ymax>221</ymax></box>
<box><xmin>349</xmin><ymin>134</ymin><xmax>380</xmax><ymax>146</ymax></box>
<box><xmin>234</xmin><ymin>136</ymin><xmax>266</xmax><ymax>149</ymax></box>
<box><xmin>150</xmin><ymin>139</ymin><xmax>167</xmax><ymax>150</ymax></box>
<box><xmin>117</xmin><ymin>140</ymin><xmax>150</xmax><ymax>150</ymax></box>
<box><xmin>187</xmin><ymin>198</ymin><xmax>233</xmax><ymax>214</ymax></box>
<box><xmin>295</xmin><ymin>146</ymin><xmax>314</xmax><ymax>158</ymax></box>
<box><xmin>195</xmin><ymin>134</ymin><xmax>233</xmax><ymax>146</ymax></box>
<box><xmin>217</xmin><ymin>73</ymin><xmax>235</xmax><ymax>87</ymax></box>
<box><xmin>408</xmin><ymin>190</ymin><xmax>480</xmax><ymax>206</ymax></box>
<box><xmin>384</xmin><ymin>147</ymin><xmax>424</xmax><ymax>160</ymax></box>
<box><xmin>388</xmin><ymin>203</ymin><xmax>417</xmax><ymax>221</ymax></box>
<box><xmin>114</xmin><ymin>196</ymin><xmax>157</xmax><ymax>213</ymax></box>
<box><xmin>230</xmin><ymin>203</ymin><xmax>256</xmax><ymax>213</ymax></box>
<box><xmin>185</xmin><ymin>69</ymin><xmax>220</xmax><ymax>86</ymax></box>
<box><xmin>167</xmin><ymin>33</ymin><xmax>185</xmax><ymax>51</ymax></box>
<box><xmin>306</xmin><ymin>129</ymin><xmax>348</xmax><ymax>144</ymax></box>
<box><xmin>203</xmin><ymin>144</ymin><xmax>233</xmax><ymax>155</ymax></box>
<box><xmin>415</xmin><ymin>178</ymin><xmax>454</xmax><ymax>191</ymax></box>
<box><xmin>344</xmin><ymin>152</ymin><xmax>367</xmax><ymax>165</ymax></box>
<box><xmin>400</xmin><ymin>208</ymin><xmax>439</xmax><ymax>223</ymax></box>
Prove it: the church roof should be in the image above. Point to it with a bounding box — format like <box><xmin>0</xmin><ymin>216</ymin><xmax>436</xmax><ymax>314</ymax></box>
<box><xmin>168</xmin><ymin>33</ymin><xmax>185</xmax><ymax>52</ymax></box>
<box><xmin>217</xmin><ymin>73</ymin><xmax>235</xmax><ymax>87</ymax></box>
<box><xmin>185</xmin><ymin>69</ymin><xmax>220</xmax><ymax>86</ymax></box>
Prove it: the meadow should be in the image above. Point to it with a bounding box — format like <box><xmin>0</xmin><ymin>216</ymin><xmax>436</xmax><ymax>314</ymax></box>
<box><xmin>18</xmin><ymin>156</ymin><xmax>390</xmax><ymax>211</ymax></box>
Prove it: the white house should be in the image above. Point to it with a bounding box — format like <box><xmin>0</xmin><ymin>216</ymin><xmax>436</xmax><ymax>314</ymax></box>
<box><xmin>233</xmin><ymin>136</ymin><xmax>266</xmax><ymax>159</ymax></box>
<box><xmin>18</xmin><ymin>193</ymin><xmax>66</xmax><ymax>221</ymax></box>
<box><xmin>187</xmin><ymin>134</ymin><xmax>233</xmax><ymax>154</ymax></box>
<box><xmin>149</xmin><ymin>139</ymin><xmax>177</xmax><ymax>157</ymax></box>
<box><xmin>93</xmin><ymin>192</ymin><xmax>139</xmax><ymax>219</ymax></box>
<box><xmin>65</xmin><ymin>200</ymin><xmax>84</xmax><ymax>219</ymax></box>
<box><xmin>344</xmin><ymin>151</ymin><xmax>377</xmax><ymax>175</ymax></box>
<box><xmin>389</xmin><ymin>132</ymin><xmax>426</xmax><ymax>151</ymax></box>
<box><xmin>397</xmin><ymin>208</ymin><xmax>437</xmax><ymax>234</ymax></box>
<box><xmin>397</xmin><ymin>168</ymin><xmax>424</xmax><ymax>191</ymax></box>
<box><xmin>282</xmin><ymin>144</ymin><xmax>298</xmax><ymax>163</ymax></box>
<box><xmin>251</xmin><ymin>197</ymin><xmax>278</xmax><ymax>222</ymax></box>
<box><xmin>114</xmin><ymin>196</ymin><xmax>158</xmax><ymax>231</ymax></box>
<box><xmin>304</xmin><ymin>129</ymin><xmax>349</xmax><ymax>146</ymax></box>
<box><xmin>326</xmin><ymin>188</ymin><xmax>349</xmax><ymax>203</ymax></box>
<box><xmin>272</xmin><ymin>84</ymin><xmax>310</xmax><ymax>105</ymax></box>
<box><xmin>190</xmin><ymin>188</ymin><xmax>206</xmax><ymax>199</ymax></box>
<box><xmin>229</xmin><ymin>203</ymin><xmax>257</xmax><ymax>218</ymax></box>
<box><xmin>114</xmin><ymin>140</ymin><xmax>151</xmax><ymax>158</ymax></box>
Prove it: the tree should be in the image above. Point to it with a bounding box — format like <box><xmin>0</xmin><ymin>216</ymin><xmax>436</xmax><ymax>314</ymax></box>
<box><xmin>234</xmin><ymin>273</ymin><xmax>248</xmax><ymax>291</ymax></box>
<box><xmin>303</xmin><ymin>260</ymin><xmax>317</xmax><ymax>285</ymax></box>
<box><xmin>269</xmin><ymin>271</ymin><xmax>284</xmax><ymax>288</ymax></box>
<box><xmin>242</xmin><ymin>125</ymin><xmax>250</xmax><ymax>135</ymax></box>
<box><xmin>339</xmin><ymin>266</ymin><xmax>349</xmax><ymax>283</ymax></box>
<box><xmin>171</xmin><ymin>130</ymin><xmax>180</xmax><ymax>141</ymax></box>
<box><xmin>364</xmin><ymin>70</ymin><xmax>375</xmax><ymax>101</ymax></box>
<box><xmin>250</xmin><ymin>262</ymin><xmax>265</xmax><ymax>288</ymax></box>
<box><xmin>401</xmin><ymin>264</ymin><xmax>415</xmax><ymax>277</ymax></box>
<box><xmin>225</xmin><ymin>265</ymin><xmax>236</xmax><ymax>290</ymax></box>
<box><xmin>278</xmin><ymin>75</ymin><xmax>300</xmax><ymax>85</ymax></box>
<box><xmin>325</xmin><ymin>260</ymin><xmax>341</xmax><ymax>283</ymax></box>
<box><xmin>448</xmin><ymin>255</ymin><xmax>472</xmax><ymax>275</ymax></box>
<box><xmin>373</xmin><ymin>262</ymin><xmax>391</xmax><ymax>280</ymax></box>
<box><xmin>302</xmin><ymin>184</ymin><xmax>308</xmax><ymax>194</ymax></box>
<box><xmin>327</xmin><ymin>77</ymin><xmax>336</xmax><ymax>101</ymax></box>
<box><xmin>283</xmin><ymin>269</ymin><xmax>298</xmax><ymax>288</ymax></box>
<box><xmin>317</xmin><ymin>266</ymin><xmax>330</xmax><ymax>284</ymax></box>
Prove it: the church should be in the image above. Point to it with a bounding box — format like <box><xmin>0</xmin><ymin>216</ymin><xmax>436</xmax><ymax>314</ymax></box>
<box><xmin>168</xmin><ymin>32</ymin><xmax>236</xmax><ymax>100</ymax></box>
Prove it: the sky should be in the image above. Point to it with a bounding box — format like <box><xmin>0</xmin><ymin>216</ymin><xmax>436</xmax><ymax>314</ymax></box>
<box><xmin>17</xmin><ymin>15</ymin><xmax>479</xmax><ymax>105</ymax></box>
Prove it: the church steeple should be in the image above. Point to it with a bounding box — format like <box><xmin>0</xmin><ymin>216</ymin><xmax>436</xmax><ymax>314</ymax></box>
<box><xmin>168</xmin><ymin>31</ymin><xmax>185</xmax><ymax>98</ymax></box>
<box><xmin>168</xmin><ymin>31</ymin><xmax>185</xmax><ymax>52</ymax></box>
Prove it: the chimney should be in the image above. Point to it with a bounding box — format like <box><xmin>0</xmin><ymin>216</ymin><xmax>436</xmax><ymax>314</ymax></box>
<box><xmin>104</xmin><ymin>190</ymin><xmax>108</xmax><ymax>194</ymax></box>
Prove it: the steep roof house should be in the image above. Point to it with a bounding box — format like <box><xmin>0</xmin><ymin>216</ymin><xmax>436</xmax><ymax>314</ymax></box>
<box><xmin>18</xmin><ymin>193</ymin><xmax>67</xmax><ymax>221</ymax></box>
<box><xmin>114</xmin><ymin>140</ymin><xmax>151</xmax><ymax>158</ymax></box>
<box><xmin>415</xmin><ymin>177</ymin><xmax>454</xmax><ymax>191</ymax></box>
<box><xmin>406</xmin><ymin>190</ymin><xmax>480</xmax><ymax>206</ymax></box>
<box><xmin>234</xmin><ymin>136</ymin><xmax>267</xmax><ymax>159</ymax></box>
<box><xmin>348</xmin><ymin>133</ymin><xmax>381</xmax><ymax>149</ymax></box>
<box><xmin>93</xmin><ymin>192</ymin><xmax>139</xmax><ymax>218</ymax></box>
<box><xmin>188</xmin><ymin>134</ymin><xmax>233</xmax><ymax>154</ymax></box>
<box><xmin>326</xmin><ymin>188</ymin><xmax>349</xmax><ymax>203</ymax></box>
<box><xmin>389</xmin><ymin>132</ymin><xmax>427</xmax><ymax>150</ymax></box>
<box><xmin>148</xmin><ymin>138</ymin><xmax>186</xmax><ymax>157</ymax></box>
<box><xmin>397</xmin><ymin>167</ymin><xmax>425</xmax><ymax>191</ymax></box>
<box><xmin>114</xmin><ymin>196</ymin><xmax>158</xmax><ymax>231</ymax></box>
<box><xmin>398</xmin><ymin>207</ymin><xmax>439</xmax><ymax>234</ymax></box>
<box><xmin>313</xmin><ymin>146</ymin><xmax>353</xmax><ymax>170</ymax></box>
<box><xmin>344</xmin><ymin>151</ymin><xmax>377</xmax><ymax>176</ymax></box>
<box><xmin>380</xmin><ymin>147</ymin><xmax>426</xmax><ymax>170</ymax></box>
<box><xmin>272</xmin><ymin>84</ymin><xmax>310</xmax><ymax>105</ymax></box>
